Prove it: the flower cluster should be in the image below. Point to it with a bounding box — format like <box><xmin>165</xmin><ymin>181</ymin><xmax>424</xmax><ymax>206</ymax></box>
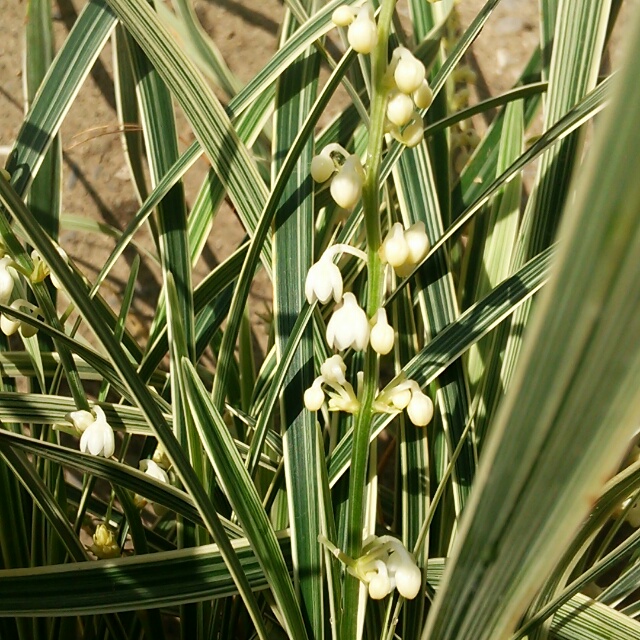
<box><xmin>379</xmin><ymin>221</ymin><xmax>430</xmax><ymax>276</ymax></box>
<box><xmin>67</xmin><ymin>405</ymin><xmax>115</xmax><ymax>458</ymax></box>
<box><xmin>332</xmin><ymin>2</ymin><xmax>378</xmax><ymax>54</ymax></box>
<box><xmin>384</xmin><ymin>47</ymin><xmax>432</xmax><ymax>147</ymax></box>
<box><xmin>320</xmin><ymin>534</ymin><xmax>422</xmax><ymax>600</ymax></box>
<box><xmin>311</xmin><ymin>144</ymin><xmax>365</xmax><ymax>210</ymax></box>
<box><xmin>374</xmin><ymin>378</ymin><xmax>434</xmax><ymax>427</ymax></box>
<box><xmin>304</xmin><ymin>354</ymin><xmax>360</xmax><ymax>413</ymax></box>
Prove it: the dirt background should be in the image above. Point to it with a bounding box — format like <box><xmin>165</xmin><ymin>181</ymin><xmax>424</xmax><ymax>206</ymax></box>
<box><xmin>0</xmin><ymin>0</ymin><xmax>637</xmax><ymax>351</ymax></box>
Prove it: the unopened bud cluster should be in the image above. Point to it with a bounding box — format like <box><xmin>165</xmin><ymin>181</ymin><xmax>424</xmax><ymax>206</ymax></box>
<box><xmin>383</xmin><ymin>47</ymin><xmax>432</xmax><ymax>148</ymax></box>
<box><xmin>320</xmin><ymin>534</ymin><xmax>422</xmax><ymax>600</ymax></box>
<box><xmin>379</xmin><ymin>221</ymin><xmax>430</xmax><ymax>276</ymax></box>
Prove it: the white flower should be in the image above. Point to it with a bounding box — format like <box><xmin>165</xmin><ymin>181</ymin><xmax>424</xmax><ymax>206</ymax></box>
<box><xmin>67</xmin><ymin>409</ymin><xmax>95</xmax><ymax>433</ymax></box>
<box><xmin>386</xmin><ymin>546</ymin><xmax>422</xmax><ymax>599</ymax></box>
<box><xmin>0</xmin><ymin>299</ymin><xmax>40</xmax><ymax>338</ymax></box>
<box><xmin>0</xmin><ymin>256</ymin><xmax>15</xmax><ymax>304</ymax></box>
<box><xmin>304</xmin><ymin>378</ymin><xmax>326</xmax><ymax>412</ymax></box>
<box><xmin>305</xmin><ymin>253</ymin><xmax>344</xmax><ymax>305</ymax></box>
<box><xmin>379</xmin><ymin>223</ymin><xmax>409</xmax><ymax>267</ymax></box>
<box><xmin>399</xmin><ymin>114</ymin><xmax>424</xmax><ymax>148</ymax></box>
<box><xmin>407</xmin><ymin>386</ymin><xmax>434</xmax><ymax>427</ymax></box>
<box><xmin>310</xmin><ymin>152</ymin><xmax>336</xmax><ymax>183</ymax></box>
<box><xmin>140</xmin><ymin>459</ymin><xmax>169</xmax><ymax>484</ymax></box>
<box><xmin>370</xmin><ymin>308</ymin><xmax>395</xmax><ymax>355</ymax></box>
<box><xmin>326</xmin><ymin>292</ymin><xmax>370</xmax><ymax>351</ymax></box>
<box><xmin>330</xmin><ymin>155</ymin><xmax>364</xmax><ymax>209</ymax></box>
<box><xmin>347</xmin><ymin>3</ymin><xmax>377</xmax><ymax>54</ymax></box>
<box><xmin>79</xmin><ymin>406</ymin><xmax>115</xmax><ymax>458</ymax></box>
<box><xmin>386</xmin><ymin>91</ymin><xmax>415</xmax><ymax>127</ymax></box>
<box><xmin>366</xmin><ymin>560</ymin><xmax>393</xmax><ymax>600</ymax></box>
<box><xmin>320</xmin><ymin>354</ymin><xmax>347</xmax><ymax>384</ymax></box>
<box><xmin>404</xmin><ymin>221</ymin><xmax>430</xmax><ymax>265</ymax></box>
<box><xmin>393</xmin><ymin>48</ymin><xmax>426</xmax><ymax>94</ymax></box>
<box><xmin>332</xmin><ymin>5</ymin><xmax>355</xmax><ymax>27</ymax></box>
<box><xmin>413</xmin><ymin>80</ymin><xmax>433</xmax><ymax>110</ymax></box>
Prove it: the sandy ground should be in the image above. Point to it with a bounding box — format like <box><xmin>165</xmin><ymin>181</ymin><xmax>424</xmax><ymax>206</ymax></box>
<box><xmin>0</xmin><ymin>0</ymin><xmax>636</xmax><ymax>351</ymax></box>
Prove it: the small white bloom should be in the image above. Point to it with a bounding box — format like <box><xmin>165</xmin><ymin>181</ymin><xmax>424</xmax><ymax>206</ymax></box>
<box><xmin>404</xmin><ymin>221</ymin><xmax>430</xmax><ymax>265</ymax></box>
<box><xmin>305</xmin><ymin>253</ymin><xmax>344</xmax><ymax>305</ymax></box>
<box><xmin>407</xmin><ymin>387</ymin><xmax>434</xmax><ymax>427</ymax></box>
<box><xmin>413</xmin><ymin>80</ymin><xmax>434</xmax><ymax>110</ymax></box>
<box><xmin>386</xmin><ymin>91</ymin><xmax>415</xmax><ymax>127</ymax></box>
<box><xmin>0</xmin><ymin>256</ymin><xmax>15</xmax><ymax>304</ymax></box>
<box><xmin>366</xmin><ymin>560</ymin><xmax>393</xmax><ymax>600</ymax></box>
<box><xmin>370</xmin><ymin>308</ymin><xmax>395</xmax><ymax>355</ymax></box>
<box><xmin>331</xmin><ymin>5</ymin><xmax>355</xmax><ymax>27</ymax></box>
<box><xmin>379</xmin><ymin>222</ymin><xmax>409</xmax><ymax>268</ymax></box>
<box><xmin>310</xmin><ymin>152</ymin><xmax>336</xmax><ymax>183</ymax></box>
<box><xmin>326</xmin><ymin>292</ymin><xmax>370</xmax><ymax>351</ymax></box>
<box><xmin>398</xmin><ymin>114</ymin><xmax>424</xmax><ymax>148</ymax></box>
<box><xmin>320</xmin><ymin>354</ymin><xmax>347</xmax><ymax>385</ymax></box>
<box><xmin>0</xmin><ymin>300</ymin><xmax>22</xmax><ymax>336</ymax></box>
<box><xmin>67</xmin><ymin>409</ymin><xmax>95</xmax><ymax>433</ymax></box>
<box><xmin>347</xmin><ymin>4</ymin><xmax>377</xmax><ymax>54</ymax></box>
<box><xmin>304</xmin><ymin>378</ymin><xmax>326</xmax><ymax>412</ymax></box>
<box><xmin>0</xmin><ymin>299</ymin><xmax>40</xmax><ymax>338</ymax></box>
<box><xmin>140</xmin><ymin>459</ymin><xmax>169</xmax><ymax>484</ymax></box>
<box><xmin>386</xmin><ymin>548</ymin><xmax>422</xmax><ymax>599</ymax></box>
<box><xmin>80</xmin><ymin>406</ymin><xmax>115</xmax><ymax>458</ymax></box>
<box><xmin>393</xmin><ymin>48</ymin><xmax>426</xmax><ymax>95</ymax></box>
<box><xmin>330</xmin><ymin>155</ymin><xmax>364</xmax><ymax>209</ymax></box>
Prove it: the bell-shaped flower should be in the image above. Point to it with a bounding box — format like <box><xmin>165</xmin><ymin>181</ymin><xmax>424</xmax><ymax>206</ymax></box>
<box><xmin>304</xmin><ymin>378</ymin><xmax>326</xmax><ymax>412</ymax></box>
<box><xmin>386</xmin><ymin>545</ymin><xmax>422</xmax><ymax>599</ymax></box>
<box><xmin>80</xmin><ymin>406</ymin><xmax>115</xmax><ymax>458</ymax></box>
<box><xmin>326</xmin><ymin>292</ymin><xmax>370</xmax><ymax>351</ymax></box>
<box><xmin>386</xmin><ymin>91</ymin><xmax>415</xmax><ymax>127</ymax></box>
<box><xmin>305</xmin><ymin>253</ymin><xmax>344</xmax><ymax>305</ymax></box>
<box><xmin>89</xmin><ymin>523</ymin><xmax>120</xmax><ymax>559</ymax></box>
<box><xmin>332</xmin><ymin>5</ymin><xmax>355</xmax><ymax>27</ymax></box>
<box><xmin>348</xmin><ymin>3</ymin><xmax>378</xmax><ymax>54</ymax></box>
<box><xmin>0</xmin><ymin>299</ymin><xmax>40</xmax><ymax>338</ymax></box>
<box><xmin>365</xmin><ymin>560</ymin><xmax>393</xmax><ymax>600</ymax></box>
<box><xmin>67</xmin><ymin>409</ymin><xmax>95</xmax><ymax>433</ymax></box>
<box><xmin>370</xmin><ymin>308</ymin><xmax>395</xmax><ymax>355</ymax></box>
<box><xmin>379</xmin><ymin>223</ymin><xmax>409</xmax><ymax>268</ymax></box>
<box><xmin>320</xmin><ymin>354</ymin><xmax>347</xmax><ymax>385</ymax></box>
<box><xmin>0</xmin><ymin>256</ymin><xmax>15</xmax><ymax>304</ymax></box>
<box><xmin>393</xmin><ymin>47</ymin><xmax>426</xmax><ymax>94</ymax></box>
<box><xmin>413</xmin><ymin>80</ymin><xmax>434</xmax><ymax>110</ymax></box>
<box><xmin>404</xmin><ymin>221</ymin><xmax>430</xmax><ymax>265</ymax></box>
<box><xmin>310</xmin><ymin>151</ymin><xmax>336</xmax><ymax>183</ymax></box>
<box><xmin>407</xmin><ymin>386</ymin><xmax>434</xmax><ymax>427</ymax></box>
<box><xmin>140</xmin><ymin>459</ymin><xmax>169</xmax><ymax>484</ymax></box>
<box><xmin>330</xmin><ymin>155</ymin><xmax>364</xmax><ymax>209</ymax></box>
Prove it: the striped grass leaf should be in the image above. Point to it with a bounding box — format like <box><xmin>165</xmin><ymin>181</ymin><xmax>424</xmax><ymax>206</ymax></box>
<box><xmin>272</xmin><ymin>9</ymin><xmax>323</xmax><ymax>634</ymax></box>
<box><xmin>419</xmin><ymin>7</ymin><xmax>640</xmax><ymax>636</ymax></box>
<box><xmin>7</xmin><ymin>0</ymin><xmax>117</xmax><ymax>196</ymax></box>
<box><xmin>181</xmin><ymin>359</ymin><xmax>309</xmax><ymax>639</ymax></box>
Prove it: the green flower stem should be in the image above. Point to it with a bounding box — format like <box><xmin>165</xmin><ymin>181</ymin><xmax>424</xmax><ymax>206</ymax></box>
<box><xmin>341</xmin><ymin>0</ymin><xmax>396</xmax><ymax>636</ymax></box>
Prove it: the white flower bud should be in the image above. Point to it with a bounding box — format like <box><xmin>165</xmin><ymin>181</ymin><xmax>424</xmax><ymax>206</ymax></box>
<box><xmin>140</xmin><ymin>459</ymin><xmax>169</xmax><ymax>484</ymax></box>
<box><xmin>413</xmin><ymin>80</ymin><xmax>433</xmax><ymax>110</ymax></box>
<box><xmin>80</xmin><ymin>406</ymin><xmax>115</xmax><ymax>458</ymax></box>
<box><xmin>326</xmin><ymin>292</ymin><xmax>370</xmax><ymax>351</ymax></box>
<box><xmin>330</xmin><ymin>155</ymin><xmax>364</xmax><ymax>209</ymax></box>
<box><xmin>320</xmin><ymin>354</ymin><xmax>347</xmax><ymax>385</ymax></box>
<box><xmin>407</xmin><ymin>388</ymin><xmax>434</xmax><ymax>427</ymax></box>
<box><xmin>387</xmin><ymin>550</ymin><xmax>422</xmax><ymax>599</ymax></box>
<box><xmin>304</xmin><ymin>379</ymin><xmax>325</xmax><ymax>412</ymax></box>
<box><xmin>305</xmin><ymin>254</ymin><xmax>343</xmax><ymax>305</ymax></box>
<box><xmin>1</xmin><ymin>301</ymin><xmax>22</xmax><ymax>336</ymax></box>
<box><xmin>370</xmin><ymin>308</ymin><xmax>394</xmax><ymax>355</ymax></box>
<box><xmin>379</xmin><ymin>222</ymin><xmax>409</xmax><ymax>267</ymax></box>
<box><xmin>394</xmin><ymin>49</ymin><xmax>426</xmax><ymax>95</ymax></box>
<box><xmin>67</xmin><ymin>409</ymin><xmax>95</xmax><ymax>433</ymax></box>
<box><xmin>348</xmin><ymin>4</ymin><xmax>377</xmax><ymax>54</ymax></box>
<box><xmin>386</xmin><ymin>91</ymin><xmax>415</xmax><ymax>127</ymax></box>
<box><xmin>310</xmin><ymin>153</ymin><xmax>335</xmax><ymax>183</ymax></box>
<box><xmin>0</xmin><ymin>256</ymin><xmax>15</xmax><ymax>304</ymax></box>
<box><xmin>404</xmin><ymin>221</ymin><xmax>430</xmax><ymax>265</ymax></box>
<box><xmin>368</xmin><ymin>572</ymin><xmax>392</xmax><ymax>599</ymax></box>
<box><xmin>400</xmin><ymin>114</ymin><xmax>424</xmax><ymax>148</ymax></box>
<box><xmin>332</xmin><ymin>5</ymin><xmax>355</xmax><ymax>27</ymax></box>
